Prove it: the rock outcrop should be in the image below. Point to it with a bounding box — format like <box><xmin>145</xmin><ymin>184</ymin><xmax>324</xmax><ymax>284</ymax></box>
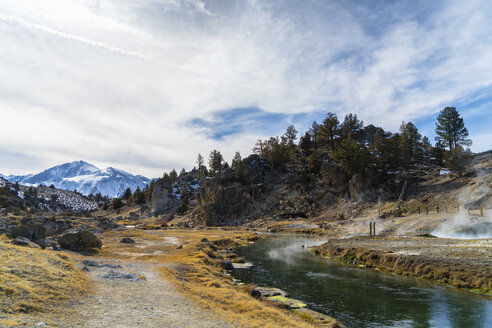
<box><xmin>58</xmin><ymin>229</ymin><xmax>102</xmax><ymax>250</ymax></box>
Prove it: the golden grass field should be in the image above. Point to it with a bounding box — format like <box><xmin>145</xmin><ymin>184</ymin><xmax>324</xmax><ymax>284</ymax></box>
<box><xmin>0</xmin><ymin>235</ymin><xmax>89</xmax><ymax>326</ymax></box>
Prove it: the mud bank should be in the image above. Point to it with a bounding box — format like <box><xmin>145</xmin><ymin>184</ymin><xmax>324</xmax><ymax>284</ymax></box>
<box><xmin>313</xmin><ymin>236</ymin><xmax>492</xmax><ymax>293</ymax></box>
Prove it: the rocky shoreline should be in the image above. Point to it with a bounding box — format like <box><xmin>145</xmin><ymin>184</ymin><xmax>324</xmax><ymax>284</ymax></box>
<box><xmin>202</xmin><ymin>234</ymin><xmax>343</xmax><ymax>327</ymax></box>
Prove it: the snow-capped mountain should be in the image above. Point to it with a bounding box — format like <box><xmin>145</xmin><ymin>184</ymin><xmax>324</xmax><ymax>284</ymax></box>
<box><xmin>3</xmin><ymin>161</ymin><xmax>150</xmax><ymax>198</ymax></box>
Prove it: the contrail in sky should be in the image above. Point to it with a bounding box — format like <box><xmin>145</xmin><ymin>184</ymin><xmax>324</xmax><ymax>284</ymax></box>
<box><xmin>0</xmin><ymin>14</ymin><xmax>149</xmax><ymax>61</ymax></box>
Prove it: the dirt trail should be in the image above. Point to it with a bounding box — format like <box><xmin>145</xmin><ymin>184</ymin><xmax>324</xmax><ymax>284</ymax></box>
<box><xmin>58</xmin><ymin>259</ymin><xmax>232</xmax><ymax>328</ymax></box>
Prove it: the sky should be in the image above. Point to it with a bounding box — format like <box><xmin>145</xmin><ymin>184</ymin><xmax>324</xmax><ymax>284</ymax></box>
<box><xmin>0</xmin><ymin>0</ymin><xmax>491</xmax><ymax>178</ymax></box>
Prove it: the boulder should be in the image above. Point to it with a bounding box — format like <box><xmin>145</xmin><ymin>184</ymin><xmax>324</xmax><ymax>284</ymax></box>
<box><xmin>13</xmin><ymin>236</ymin><xmax>33</xmax><ymax>246</ymax></box>
<box><xmin>8</xmin><ymin>225</ymin><xmax>46</xmax><ymax>242</ymax></box>
<box><xmin>221</xmin><ymin>260</ymin><xmax>234</xmax><ymax>270</ymax></box>
<box><xmin>97</xmin><ymin>218</ymin><xmax>119</xmax><ymax>230</ymax></box>
<box><xmin>120</xmin><ymin>237</ymin><xmax>135</xmax><ymax>244</ymax></box>
<box><xmin>35</xmin><ymin>238</ymin><xmax>59</xmax><ymax>249</ymax></box>
<box><xmin>251</xmin><ymin>287</ymin><xmax>288</xmax><ymax>298</ymax></box>
<box><xmin>58</xmin><ymin>229</ymin><xmax>102</xmax><ymax>250</ymax></box>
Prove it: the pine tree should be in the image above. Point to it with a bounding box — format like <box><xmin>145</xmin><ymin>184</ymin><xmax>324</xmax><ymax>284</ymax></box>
<box><xmin>282</xmin><ymin>125</ymin><xmax>298</xmax><ymax>146</ymax></box>
<box><xmin>208</xmin><ymin>150</ymin><xmax>224</xmax><ymax>175</ymax></box>
<box><xmin>339</xmin><ymin>113</ymin><xmax>363</xmax><ymax>141</ymax></box>
<box><xmin>196</xmin><ymin>153</ymin><xmax>204</xmax><ymax>177</ymax></box>
<box><xmin>309</xmin><ymin>121</ymin><xmax>321</xmax><ymax>150</ymax></box>
<box><xmin>122</xmin><ymin>187</ymin><xmax>132</xmax><ymax>200</ymax></box>
<box><xmin>231</xmin><ymin>151</ymin><xmax>242</xmax><ymax>169</ymax></box>
<box><xmin>267</xmin><ymin>139</ymin><xmax>291</xmax><ymax>171</ymax></box>
<box><xmin>169</xmin><ymin>169</ymin><xmax>178</xmax><ymax>183</ymax></box>
<box><xmin>232</xmin><ymin>152</ymin><xmax>247</xmax><ymax>183</ymax></box>
<box><xmin>400</xmin><ymin>121</ymin><xmax>421</xmax><ymax>163</ymax></box>
<box><xmin>432</xmin><ymin>141</ymin><xmax>445</xmax><ymax>167</ymax></box>
<box><xmin>299</xmin><ymin>132</ymin><xmax>314</xmax><ymax>156</ymax></box>
<box><xmin>319</xmin><ymin>112</ymin><xmax>339</xmax><ymax>152</ymax></box>
<box><xmin>435</xmin><ymin>107</ymin><xmax>471</xmax><ymax>150</ymax></box>
<box><xmin>333</xmin><ymin>137</ymin><xmax>368</xmax><ymax>175</ymax></box>
<box><xmin>445</xmin><ymin>145</ymin><xmax>472</xmax><ymax>174</ymax></box>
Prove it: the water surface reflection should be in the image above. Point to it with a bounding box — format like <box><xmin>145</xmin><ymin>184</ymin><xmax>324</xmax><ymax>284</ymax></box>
<box><xmin>232</xmin><ymin>235</ymin><xmax>492</xmax><ymax>328</ymax></box>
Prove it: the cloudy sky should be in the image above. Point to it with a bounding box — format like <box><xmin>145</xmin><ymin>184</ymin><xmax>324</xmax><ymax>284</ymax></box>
<box><xmin>1</xmin><ymin>0</ymin><xmax>491</xmax><ymax>178</ymax></box>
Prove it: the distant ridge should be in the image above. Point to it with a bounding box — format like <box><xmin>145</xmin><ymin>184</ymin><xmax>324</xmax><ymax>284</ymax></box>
<box><xmin>3</xmin><ymin>161</ymin><xmax>150</xmax><ymax>198</ymax></box>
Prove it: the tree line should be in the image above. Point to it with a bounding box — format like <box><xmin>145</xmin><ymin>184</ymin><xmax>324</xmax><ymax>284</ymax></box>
<box><xmin>195</xmin><ymin>106</ymin><xmax>472</xmax><ymax>180</ymax></box>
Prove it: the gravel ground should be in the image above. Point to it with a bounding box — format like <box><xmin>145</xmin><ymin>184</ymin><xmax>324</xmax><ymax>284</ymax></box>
<box><xmin>62</xmin><ymin>260</ymin><xmax>233</xmax><ymax>328</ymax></box>
<box><xmin>9</xmin><ymin>259</ymin><xmax>233</xmax><ymax>328</ymax></box>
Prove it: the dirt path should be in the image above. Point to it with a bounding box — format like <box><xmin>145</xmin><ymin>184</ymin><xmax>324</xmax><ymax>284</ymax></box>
<box><xmin>56</xmin><ymin>259</ymin><xmax>232</xmax><ymax>328</ymax></box>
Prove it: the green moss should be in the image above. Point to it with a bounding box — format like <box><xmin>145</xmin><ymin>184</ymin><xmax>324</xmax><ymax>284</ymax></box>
<box><xmin>267</xmin><ymin>295</ymin><xmax>307</xmax><ymax>309</ymax></box>
<box><xmin>469</xmin><ymin>289</ymin><xmax>492</xmax><ymax>296</ymax></box>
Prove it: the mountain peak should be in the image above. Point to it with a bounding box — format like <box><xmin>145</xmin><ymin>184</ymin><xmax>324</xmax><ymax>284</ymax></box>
<box><xmin>3</xmin><ymin>161</ymin><xmax>149</xmax><ymax>198</ymax></box>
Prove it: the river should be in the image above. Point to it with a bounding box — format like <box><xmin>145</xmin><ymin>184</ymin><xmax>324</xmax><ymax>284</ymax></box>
<box><xmin>231</xmin><ymin>235</ymin><xmax>492</xmax><ymax>328</ymax></box>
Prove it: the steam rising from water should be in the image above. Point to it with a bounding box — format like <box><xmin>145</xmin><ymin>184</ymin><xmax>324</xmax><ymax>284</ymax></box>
<box><xmin>266</xmin><ymin>237</ymin><xmax>325</xmax><ymax>266</ymax></box>
<box><xmin>431</xmin><ymin>213</ymin><xmax>492</xmax><ymax>239</ymax></box>
<box><xmin>432</xmin><ymin>163</ymin><xmax>491</xmax><ymax>239</ymax></box>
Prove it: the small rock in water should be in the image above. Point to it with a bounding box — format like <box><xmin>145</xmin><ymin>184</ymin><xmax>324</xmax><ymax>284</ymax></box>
<box><xmin>221</xmin><ymin>261</ymin><xmax>234</xmax><ymax>270</ymax></box>
<box><xmin>232</xmin><ymin>262</ymin><xmax>254</xmax><ymax>269</ymax></box>
<box><xmin>36</xmin><ymin>322</ymin><xmax>47</xmax><ymax>327</ymax></box>
<box><xmin>176</xmin><ymin>245</ymin><xmax>183</xmax><ymax>249</ymax></box>
<box><xmin>82</xmin><ymin>266</ymin><xmax>90</xmax><ymax>272</ymax></box>
<box><xmin>251</xmin><ymin>287</ymin><xmax>288</xmax><ymax>298</ymax></box>
<box><xmin>120</xmin><ymin>237</ymin><xmax>135</xmax><ymax>244</ymax></box>
<box><xmin>201</xmin><ymin>238</ymin><xmax>209</xmax><ymax>242</ymax></box>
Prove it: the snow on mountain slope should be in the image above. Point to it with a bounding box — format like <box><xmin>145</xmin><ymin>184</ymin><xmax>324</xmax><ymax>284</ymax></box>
<box><xmin>62</xmin><ymin>167</ymin><xmax>150</xmax><ymax>198</ymax></box>
<box><xmin>4</xmin><ymin>161</ymin><xmax>150</xmax><ymax>198</ymax></box>
<box><xmin>7</xmin><ymin>161</ymin><xmax>99</xmax><ymax>186</ymax></box>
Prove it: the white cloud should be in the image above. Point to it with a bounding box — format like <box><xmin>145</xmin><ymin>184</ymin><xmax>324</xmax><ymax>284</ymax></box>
<box><xmin>0</xmin><ymin>0</ymin><xmax>491</xmax><ymax>177</ymax></box>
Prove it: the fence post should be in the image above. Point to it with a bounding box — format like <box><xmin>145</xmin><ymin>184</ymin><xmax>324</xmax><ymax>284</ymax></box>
<box><xmin>480</xmin><ymin>206</ymin><xmax>484</xmax><ymax>217</ymax></box>
<box><xmin>436</xmin><ymin>206</ymin><xmax>439</xmax><ymax>214</ymax></box>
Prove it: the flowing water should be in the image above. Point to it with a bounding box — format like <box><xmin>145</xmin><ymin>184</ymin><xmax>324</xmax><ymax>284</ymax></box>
<box><xmin>232</xmin><ymin>235</ymin><xmax>492</xmax><ymax>328</ymax></box>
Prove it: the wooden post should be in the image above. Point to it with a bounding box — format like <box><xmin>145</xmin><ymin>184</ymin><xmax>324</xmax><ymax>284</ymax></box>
<box><xmin>426</xmin><ymin>206</ymin><xmax>429</xmax><ymax>214</ymax></box>
<box><xmin>436</xmin><ymin>206</ymin><xmax>439</xmax><ymax>214</ymax></box>
<box><xmin>457</xmin><ymin>205</ymin><xmax>459</xmax><ymax>213</ymax></box>
<box><xmin>369</xmin><ymin>222</ymin><xmax>372</xmax><ymax>236</ymax></box>
<box><xmin>373</xmin><ymin>222</ymin><xmax>376</xmax><ymax>236</ymax></box>
<box><xmin>480</xmin><ymin>207</ymin><xmax>484</xmax><ymax>217</ymax></box>
<box><xmin>445</xmin><ymin>205</ymin><xmax>448</xmax><ymax>213</ymax></box>
<box><xmin>418</xmin><ymin>206</ymin><xmax>421</xmax><ymax>214</ymax></box>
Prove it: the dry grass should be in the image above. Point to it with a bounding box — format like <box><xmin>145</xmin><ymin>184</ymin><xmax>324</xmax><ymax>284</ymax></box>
<box><xmin>314</xmin><ymin>238</ymin><xmax>492</xmax><ymax>293</ymax></box>
<box><xmin>98</xmin><ymin>229</ymin><xmax>340</xmax><ymax>327</ymax></box>
<box><xmin>0</xmin><ymin>236</ymin><xmax>89</xmax><ymax>314</ymax></box>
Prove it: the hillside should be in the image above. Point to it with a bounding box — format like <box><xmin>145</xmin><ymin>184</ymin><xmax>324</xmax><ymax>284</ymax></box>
<box><xmin>0</xmin><ymin>177</ymin><xmax>97</xmax><ymax>215</ymax></box>
<box><xmin>137</xmin><ymin>150</ymin><xmax>491</xmax><ymax>237</ymax></box>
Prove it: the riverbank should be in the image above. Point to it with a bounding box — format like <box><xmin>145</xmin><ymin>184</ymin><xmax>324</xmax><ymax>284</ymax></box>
<box><xmin>97</xmin><ymin>228</ymin><xmax>341</xmax><ymax>327</ymax></box>
<box><xmin>0</xmin><ymin>229</ymin><xmax>343</xmax><ymax>327</ymax></box>
<box><xmin>313</xmin><ymin>236</ymin><xmax>492</xmax><ymax>294</ymax></box>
